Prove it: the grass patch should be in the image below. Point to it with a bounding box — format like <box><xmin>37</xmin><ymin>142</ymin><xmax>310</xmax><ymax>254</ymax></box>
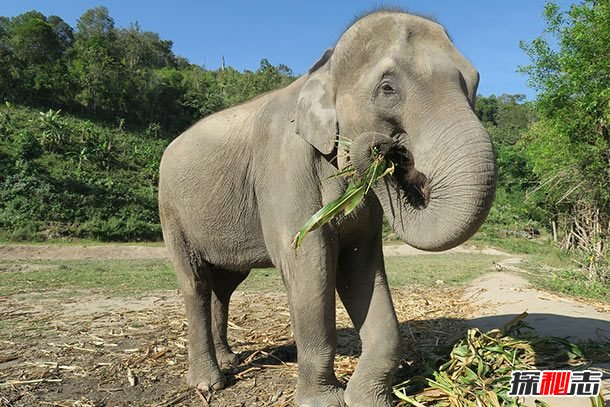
<box><xmin>0</xmin><ymin>259</ymin><xmax>176</xmax><ymax>296</ymax></box>
<box><xmin>385</xmin><ymin>254</ymin><xmax>503</xmax><ymax>286</ymax></box>
<box><xmin>241</xmin><ymin>268</ymin><xmax>283</xmax><ymax>292</ymax></box>
<box><xmin>245</xmin><ymin>253</ymin><xmax>503</xmax><ymax>292</ymax></box>
<box><xmin>0</xmin><ymin>253</ymin><xmax>503</xmax><ymax>298</ymax></box>
<box><xmin>3</xmin><ymin>237</ymin><xmax>604</xmax><ymax>304</ymax></box>
<box><xmin>470</xmin><ymin>229</ymin><xmax>560</xmax><ymax>256</ymax></box>
<box><xmin>0</xmin><ymin>259</ymin><xmax>283</xmax><ymax>296</ymax></box>
<box><xmin>531</xmin><ymin>269</ymin><xmax>610</xmax><ymax>302</ymax></box>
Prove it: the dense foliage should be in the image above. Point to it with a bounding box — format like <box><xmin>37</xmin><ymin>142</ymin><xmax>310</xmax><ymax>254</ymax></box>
<box><xmin>0</xmin><ymin>7</ymin><xmax>294</xmax><ymax>133</ymax></box>
<box><xmin>475</xmin><ymin>94</ymin><xmax>539</xmax><ymax>228</ymax></box>
<box><xmin>0</xmin><ymin>8</ymin><xmax>294</xmax><ymax>240</ymax></box>
<box><xmin>0</xmin><ymin>103</ymin><xmax>164</xmax><ymax>240</ymax></box>
<box><xmin>520</xmin><ymin>0</ymin><xmax>610</xmax><ymax>280</ymax></box>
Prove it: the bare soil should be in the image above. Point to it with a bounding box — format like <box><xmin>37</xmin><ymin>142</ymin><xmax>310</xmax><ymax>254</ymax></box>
<box><xmin>0</xmin><ymin>244</ymin><xmax>167</xmax><ymax>261</ymax></box>
<box><xmin>0</xmin><ymin>242</ymin><xmax>508</xmax><ymax>262</ymax></box>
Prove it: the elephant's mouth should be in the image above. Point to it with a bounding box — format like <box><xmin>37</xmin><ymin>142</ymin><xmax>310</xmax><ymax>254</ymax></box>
<box><xmin>385</xmin><ymin>139</ymin><xmax>431</xmax><ymax>210</ymax></box>
<box><xmin>350</xmin><ymin>125</ymin><xmax>496</xmax><ymax>251</ymax></box>
<box><xmin>348</xmin><ymin>131</ymin><xmax>431</xmax><ymax>210</ymax></box>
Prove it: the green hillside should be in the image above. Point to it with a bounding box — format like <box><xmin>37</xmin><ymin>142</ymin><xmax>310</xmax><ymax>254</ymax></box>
<box><xmin>0</xmin><ymin>103</ymin><xmax>165</xmax><ymax>240</ymax></box>
<box><xmin>0</xmin><ymin>7</ymin><xmax>294</xmax><ymax>241</ymax></box>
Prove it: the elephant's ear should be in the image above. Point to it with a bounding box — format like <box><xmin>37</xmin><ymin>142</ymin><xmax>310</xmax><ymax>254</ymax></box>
<box><xmin>446</xmin><ymin>48</ymin><xmax>480</xmax><ymax>109</ymax></box>
<box><xmin>295</xmin><ymin>48</ymin><xmax>337</xmax><ymax>155</ymax></box>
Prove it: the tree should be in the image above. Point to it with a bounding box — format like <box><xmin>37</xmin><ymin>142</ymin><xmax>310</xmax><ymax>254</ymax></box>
<box><xmin>475</xmin><ymin>95</ymin><xmax>499</xmax><ymax>126</ymax></box>
<box><xmin>47</xmin><ymin>15</ymin><xmax>74</xmax><ymax>54</ymax></box>
<box><xmin>520</xmin><ymin>0</ymin><xmax>610</xmax><ymax>280</ymax></box>
<box><xmin>3</xmin><ymin>11</ymin><xmax>69</xmax><ymax>106</ymax></box>
<box><xmin>0</xmin><ymin>7</ymin><xmax>295</xmax><ymax>129</ymax></box>
<box><xmin>476</xmin><ymin>95</ymin><xmax>538</xmax><ymax>227</ymax></box>
<box><xmin>0</xmin><ymin>16</ymin><xmax>13</xmax><ymax>100</ymax></box>
<box><xmin>71</xmin><ymin>7</ymin><xmax>126</xmax><ymax>116</ymax></box>
<box><xmin>76</xmin><ymin>7</ymin><xmax>115</xmax><ymax>40</ymax></box>
<box><xmin>116</xmin><ymin>23</ymin><xmax>176</xmax><ymax>69</ymax></box>
<box><xmin>71</xmin><ymin>38</ymin><xmax>124</xmax><ymax>115</ymax></box>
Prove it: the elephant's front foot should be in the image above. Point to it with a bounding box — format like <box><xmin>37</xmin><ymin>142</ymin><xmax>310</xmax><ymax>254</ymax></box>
<box><xmin>215</xmin><ymin>347</ymin><xmax>240</xmax><ymax>369</ymax></box>
<box><xmin>187</xmin><ymin>362</ymin><xmax>225</xmax><ymax>392</ymax></box>
<box><xmin>296</xmin><ymin>384</ymin><xmax>345</xmax><ymax>407</ymax></box>
<box><xmin>344</xmin><ymin>382</ymin><xmax>392</xmax><ymax>407</ymax></box>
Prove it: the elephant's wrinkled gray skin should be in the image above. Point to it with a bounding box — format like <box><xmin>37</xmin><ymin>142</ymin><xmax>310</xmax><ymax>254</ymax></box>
<box><xmin>159</xmin><ymin>10</ymin><xmax>496</xmax><ymax>407</ymax></box>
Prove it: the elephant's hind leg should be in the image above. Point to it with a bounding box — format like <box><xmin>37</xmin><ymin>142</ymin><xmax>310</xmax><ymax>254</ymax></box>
<box><xmin>209</xmin><ymin>268</ymin><xmax>249</xmax><ymax>368</ymax></box>
<box><xmin>164</xmin><ymin>231</ymin><xmax>225</xmax><ymax>391</ymax></box>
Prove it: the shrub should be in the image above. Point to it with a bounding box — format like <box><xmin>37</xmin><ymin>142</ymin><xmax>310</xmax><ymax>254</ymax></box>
<box><xmin>38</xmin><ymin>109</ymin><xmax>68</xmax><ymax>151</ymax></box>
<box><xmin>13</xmin><ymin>130</ymin><xmax>43</xmax><ymax>160</ymax></box>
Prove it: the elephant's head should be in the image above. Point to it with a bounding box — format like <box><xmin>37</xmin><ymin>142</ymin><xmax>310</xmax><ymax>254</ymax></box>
<box><xmin>295</xmin><ymin>10</ymin><xmax>496</xmax><ymax>251</ymax></box>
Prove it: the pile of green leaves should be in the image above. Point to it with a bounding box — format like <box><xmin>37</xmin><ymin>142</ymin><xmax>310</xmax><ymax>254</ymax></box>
<box><xmin>292</xmin><ymin>142</ymin><xmax>394</xmax><ymax>250</ymax></box>
<box><xmin>393</xmin><ymin>313</ymin><xmax>608</xmax><ymax>406</ymax></box>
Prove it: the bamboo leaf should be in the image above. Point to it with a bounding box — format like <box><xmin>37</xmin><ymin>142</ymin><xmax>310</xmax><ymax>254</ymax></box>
<box><xmin>293</xmin><ymin>143</ymin><xmax>395</xmax><ymax>251</ymax></box>
<box><xmin>325</xmin><ymin>164</ymin><xmax>356</xmax><ymax>180</ymax></box>
<box><xmin>292</xmin><ymin>181</ymin><xmax>366</xmax><ymax>250</ymax></box>
<box><xmin>343</xmin><ymin>186</ymin><xmax>366</xmax><ymax>216</ymax></box>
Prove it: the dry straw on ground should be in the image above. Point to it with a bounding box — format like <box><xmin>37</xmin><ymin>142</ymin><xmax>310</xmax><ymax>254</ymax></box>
<box><xmin>4</xmin><ymin>283</ymin><xmax>605</xmax><ymax>406</ymax></box>
<box><xmin>0</xmin><ymin>285</ymin><xmax>476</xmax><ymax>406</ymax></box>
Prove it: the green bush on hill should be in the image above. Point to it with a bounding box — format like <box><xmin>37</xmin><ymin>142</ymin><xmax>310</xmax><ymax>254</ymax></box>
<box><xmin>0</xmin><ymin>103</ymin><xmax>165</xmax><ymax>240</ymax></box>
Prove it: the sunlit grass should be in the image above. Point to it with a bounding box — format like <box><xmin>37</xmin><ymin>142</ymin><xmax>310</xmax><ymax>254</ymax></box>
<box><xmin>0</xmin><ymin>253</ymin><xmax>503</xmax><ymax>297</ymax></box>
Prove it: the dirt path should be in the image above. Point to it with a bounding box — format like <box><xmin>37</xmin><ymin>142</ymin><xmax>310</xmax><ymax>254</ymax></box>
<box><xmin>465</xmin><ymin>269</ymin><xmax>610</xmax><ymax>340</ymax></box>
<box><xmin>0</xmin><ymin>242</ymin><xmax>508</xmax><ymax>261</ymax></box>
<box><xmin>464</xmin><ymin>259</ymin><xmax>610</xmax><ymax>407</ymax></box>
<box><xmin>0</xmin><ymin>244</ymin><xmax>168</xmax><ymax>261</ymax></box>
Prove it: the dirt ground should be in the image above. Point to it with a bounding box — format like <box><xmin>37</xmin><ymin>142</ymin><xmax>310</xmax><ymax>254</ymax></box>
<box><xmin>0</xmin><ymin>244</ymin><xmax>168</xmax><ymax>261</ymax></box>
<box><xmin>0</xmin><ymin>283</ymin><xmax>475</xmax><ymax>406</ymax></box>
<box><xmin>0</xmin><ymin>244</ymin><xmax>608</xmax><ymax>406</ymax></box>
<box><xmin>0</xmin><ymin>242</ymin><xmax>508</xmax><ymax>262</ymax></box>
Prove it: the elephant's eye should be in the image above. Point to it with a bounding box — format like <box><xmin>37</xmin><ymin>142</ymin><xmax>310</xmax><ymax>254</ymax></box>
<box><xmin>374</xmin><ymin>77</ymin><xmax>399</xmax><ymax>105</ymax></box>
<box><xmin>381</xmin><ymin>83</ymin><xmax>395</xmax><ymax>94</ymax></box>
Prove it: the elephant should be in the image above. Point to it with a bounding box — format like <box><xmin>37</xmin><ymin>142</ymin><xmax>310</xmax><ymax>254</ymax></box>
<box><xmin>158</xmin><ymin>9</ymin><xmax>496</xmax><ymax>407</ymax></box>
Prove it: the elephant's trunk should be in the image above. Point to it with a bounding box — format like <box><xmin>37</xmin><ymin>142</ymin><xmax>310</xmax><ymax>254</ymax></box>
<box><xmin>350</xmin><ymin>111</ymin><xmax>496</xmax><ymax>251</ymax></box>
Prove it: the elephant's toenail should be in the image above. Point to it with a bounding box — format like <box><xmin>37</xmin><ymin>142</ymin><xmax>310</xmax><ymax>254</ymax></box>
<box><xmin>197</xmin><ymin>382</ymin><xmax>210</xmax><ymax>392</ymax></box>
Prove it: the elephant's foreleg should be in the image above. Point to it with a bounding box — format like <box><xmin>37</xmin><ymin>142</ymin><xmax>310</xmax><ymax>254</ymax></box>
<box><xmin>274</xmin><ymin>237</ymin><xmax>344</xmax><ymax>406</ymax></box>
<box><xmin>165</xmin><ymin>230</ymin><xmax>225</xmax><ymax>391</ymax></box>
<box><xmin>337</xmin><ymin>236</ymin><xmax>402</xmax><ymax>407</ymax></box>
<box><xmin>210</xmin><ymin>268</ymin><xmax>249</xmax><ymax>368</ymax></box>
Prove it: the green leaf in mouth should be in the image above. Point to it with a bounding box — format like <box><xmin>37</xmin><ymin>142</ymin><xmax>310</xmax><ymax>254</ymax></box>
<box><xmin>292</xmin><ymin>144</ymin><xmax>395</xmax><ymax>251</ymax></box>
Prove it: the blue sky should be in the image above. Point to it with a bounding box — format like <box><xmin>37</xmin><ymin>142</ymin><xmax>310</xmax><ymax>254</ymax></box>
<box><xmin>0</xmin><ymin>0</ymin><xmax>575</xmax><ymax>100</ymax></box>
